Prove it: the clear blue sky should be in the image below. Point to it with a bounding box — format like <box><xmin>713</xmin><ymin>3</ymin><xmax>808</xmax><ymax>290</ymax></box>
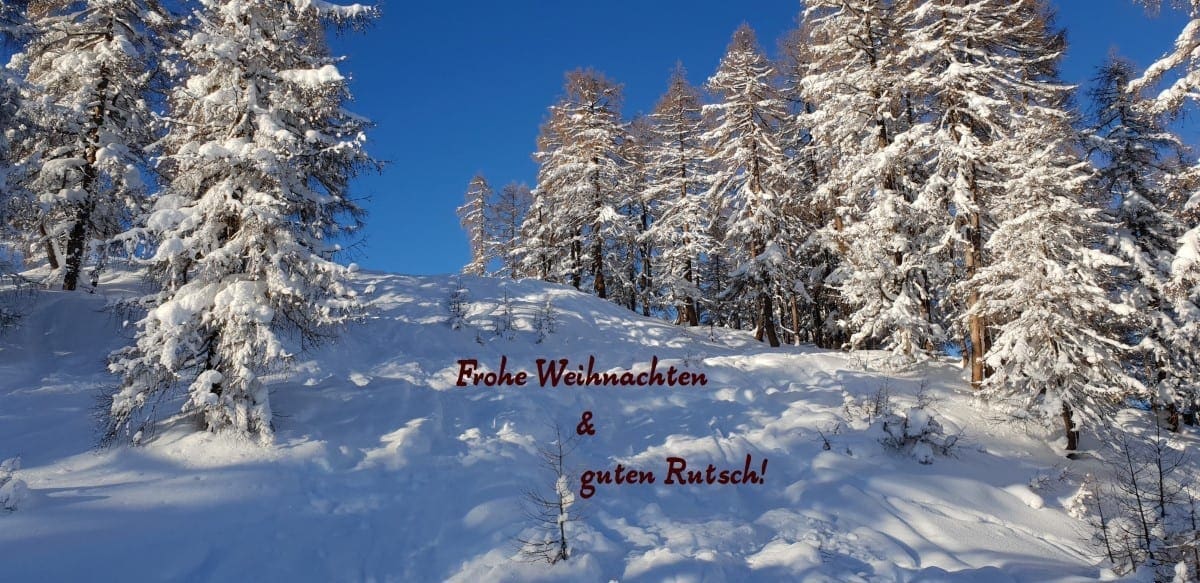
<box><xmin>331</xmin><ymin>1</ymin><xmax>1191</xmax><ymax>276</ymax></box>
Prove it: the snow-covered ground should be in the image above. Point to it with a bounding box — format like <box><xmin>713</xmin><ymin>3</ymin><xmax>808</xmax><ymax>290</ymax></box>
<box><xmin>0</xmin><ymin>271</ymin><xmax>1147</xmax><ymax>581</ymax></box>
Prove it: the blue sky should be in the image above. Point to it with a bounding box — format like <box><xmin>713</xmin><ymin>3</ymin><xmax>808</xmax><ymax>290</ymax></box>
<box><xmin>335</xmin><ymin>1</ymin><xmax>1191</xmax><ymax>276</ymax></box>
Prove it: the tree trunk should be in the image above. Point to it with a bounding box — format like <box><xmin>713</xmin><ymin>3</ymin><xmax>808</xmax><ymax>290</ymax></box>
<box><xmin>966</xmin><ymin>209</ymin><xmax>987</xmax><ymax>389</ymax></box>
<box><xmin>593</xmin><ymin>262</ymin><xmax>606</xmax><ymax>299</ymax></box>
<box><xmin>1062</xmin><ymin>402</ymin><xmax>1079</xmax><ymax>451</ymax></box>
<box><xmin>64</xmin><ymin>22</ymin><xmax>113</xmax><ymax>291</ymax></box>
<box><xmin>760</xmin><ymin>293</ymin><xmax>780</xmax><ymax>348</ymax></box>
<box><xmin>1166</xmin><ymin>402</ymin><xmax>1181</xmax><ymax>433</ymax></box>
<box><xmin>683</xmin><ymin>257</ymin><xmax>698</xmax><ymax>326</ymax></box>
<box><xmin>570</xmin><ymin>239</ymin><xmax>582</xmax><ymax>290</ymax></box>
<box><xmin>40</xmin><ymin>223</ymin><xmax>60</xmax><ymax>270</ymax></box>
<box><xmin>61</xmin><ymin>206</ymin><xmax>89</xmax><ymax>291</ymax></box>
<box><xmin>789</xmin><ymin>294</ymin><xmax>801</xmax><ymax>346</ymax></box>
<box><xmin>640</xmin><ymin>202</ymin><xmax>652</xmax><ymax>316</ymax></box>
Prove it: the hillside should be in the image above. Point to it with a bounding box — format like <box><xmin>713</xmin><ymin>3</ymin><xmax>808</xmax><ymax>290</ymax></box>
<box><xmin>0</xmin><ymin>271</ymin><xmax>1163</xmax><ymax>582</ymax></box>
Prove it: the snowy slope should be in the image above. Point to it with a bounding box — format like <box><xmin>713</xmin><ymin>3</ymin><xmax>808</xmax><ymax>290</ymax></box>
<box><xmin>0</xmin><ymin>271</ymin><xmax>1122</xmax><ymax>582</ymax></box>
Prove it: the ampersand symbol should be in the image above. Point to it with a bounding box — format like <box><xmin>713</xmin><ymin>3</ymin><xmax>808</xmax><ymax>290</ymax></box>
<box><xmin>576</xmin><ymin>411</ymin><xmax>596</xmax><ymax>436</ymax></box>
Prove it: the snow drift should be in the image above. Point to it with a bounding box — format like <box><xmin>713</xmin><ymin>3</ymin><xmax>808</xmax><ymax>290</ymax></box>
<box><xmin>0</xmin><ymin>271</ymin><xmax>1123</xmax><ymax>581</ymax></box>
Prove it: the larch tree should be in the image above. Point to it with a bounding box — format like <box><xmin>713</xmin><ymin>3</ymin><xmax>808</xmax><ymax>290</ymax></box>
<box><xmin>704</xmin><ymin>24</ymin><xmax>792</xmax><ymax>347</ymax></box>
<box><xmin>0</xmin><ymin>1</ymin><xmax>30</xmax><ymax>283</ymax></box>
<box><xmin>106</xmin><ymin>0</ymin><xmax>378</xmax><ymax>445</ymax></box>
<box><xmin>778</xmin><ymin>25</ymin><xmax>845</xmax><ymax>348</ymax></box>
<box><xmin>521</xmin><ymin>69</ymin><xmax>631</xmax><ymax>299</ymax></box>
<box><xmin>800</xmin><ymin>0</ymin><xmax>945</xmax><ymax>360</ymax></box>
<box><xmin>900</xmin><ymin>0</ymin><xmax>1063</xmax><ymax>388</ymax></box>
<box><xmin>0</xmin><ymin>1</ymin><xmax>29</xmax><ymax>127</ymax></box>
<box><xmin>0</xmin><ymin>1</ymin><xmax>29</xmax><ymax>197</ymax></box>
<box><xmin>971</xmin><ymin>104</ymin><xmax>1143</xmax><ymax>451</ymax></box>
<box><xmin>1127</xmin><ymin>0</ymin><xmax>1200</xmax><ymax>426</ymax></box>
<box><xmin>644</xmin><ymin>62</ymin><xmax>711</xmax><ymax>326</ymax></box>
<box><xmin>519</xmin><ymin>112</ymin><xmax>570</xmax><ymax>283</ymax></box>
<box><xmin>622</xmin><ymin>115</ymin><xmax>656</xmax><ymax>315</ymax></box>
<box><xmin>458</xmin><ymin>174</ymin><xmax>492</xmax><ymax>276</ymax></box>
<box><xmin>10</xmin><ymin>0</ymin><xmax>168</xmax><ymax>290</ymax></box>
<box><xmin>1129</xmin><ymin>0</ymin><xmax>1200</xmax><ymax>118</ymax></box>
<box><xmin>490</xmin><ymin>181</ymin><xmax>531</xmax><ymax>279</ymax></box>
<box><xmin>1089</xmin><ymin>56</ymin><xmax>1199</xmax><ymax>429</ymax></box>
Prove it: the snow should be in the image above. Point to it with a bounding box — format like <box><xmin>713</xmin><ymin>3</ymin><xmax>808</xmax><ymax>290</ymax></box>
<box><xmin>0</xmin><ymin>269</ymin><xmax>1142</xmax><ymax>580</ymax></box>
<box><xmin>1002</xmin><ymin>484</ymin><xmax>1046</xmax><ymax>510</ymax></box>
<box><xmin>1173</xmin><ymin>227</ymin><xmax>1200</xmax><ymax>281</ymax></box>
<box><xmin>0</xmin><ymin>457</ymin><xmax>27</xmax><ymax>511</ymax></box>
<box><xmin>279</xmin><ymin>64</ymin><xmax>344</xmax><ymax>87</ymax></box>
<box><xmin>212</xmin><ymin>280</ymin><xmax>273</xmax><ymax>323</ymax></box>
<box><xmin>305</xmin><ymin>0</ymin><xmax>377</xmax><ymax>20</ymax></box>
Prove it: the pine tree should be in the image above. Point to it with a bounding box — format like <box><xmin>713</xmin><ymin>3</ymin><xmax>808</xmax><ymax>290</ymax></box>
<box><xmin>458</xmin><ymin>174</ymin><xmax>492</xmax><ymax>276</ymax></box>
<box><xmin>0</xmin><ymin>1</ymin><xmax>30</xmax><ymax>281</ymax></box>
<box><xmin>1088</xmin><ymin>56</ymin><xmax>1200</xmax><ymax>429</ymax></box>
<box><xmin>801</xmin><ymin>0</ymin><xmax>944</xmax><ymax>359</ymax></box>
<box><xmin>106</xmin><ymin>0</ymin><xmax>378</xmax><ymax>444</ymax></box>
<box><xmin>778</xmin><ymin>24</ymin><xmax>845</xmax><ymax>348</ymax></box>
<box><xmin>490</xmin><ymin>181</ymin><xmax>531</xmax><ymax>278</ymax></box>
<box><xmin>9</xmin><ymin>0</ymin><xmax>168</xmax><ymax>290</ymax></box>
<box><xmin>704</xmin><ymin>24</ymin><xmax>792</xmax><ymax>347</ymax></box>
<box><xmin>519</xmin><ymin>92</ymin><xmax>576</xmax><ymax>285</ymax></box>
<box><xmin>972</xmin><ymin>103</ymin><xmax>1143</xmax><ymax>451</ymax></box>
<box><xmin>900</xmin><ymin>0</ymin><xmax>1064</xmax><ymax>388</ymax></box>
<box><xmin>644</xmin><ymin>63</ymin><xmax>711</xmax><ymax>326</ymax></box>
<box><xmin>621</xmin><ymin>115</ymin><xmax>656</xmax><ymax>315</ymax></box>
<box><xmin>1128</xmin><ymin>0</ymin><xmax>1200</xmax><ymax>425</ymax></box>
<box><xmin>520</xmin><ymin>69</ymin><xmax>632</xmax><ymax>299</ymax></box>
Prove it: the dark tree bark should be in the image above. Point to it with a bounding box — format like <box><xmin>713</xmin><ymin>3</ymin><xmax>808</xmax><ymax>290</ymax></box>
<box><xmin>760</xmin><ymin>293</ymin><xmax>780</xmax><ymax>348</ymax></box>
<box><xmin>1062</xmin><ymin>402</ymin><xmax>1079</xmax><ymax>451</ymax></box>
<box><xmin>40</xmin><ymin>223</ymin><xmax>59</xmax><ymax>269</ymax></box>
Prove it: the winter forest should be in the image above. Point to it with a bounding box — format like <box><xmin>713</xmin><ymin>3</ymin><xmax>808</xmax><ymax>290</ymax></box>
<box><xmin>460</xmin><ymin>2</ymin><xmax>1200</xmax><ymax>449</ymax></box>
<box><xmin>4</xmin><ymin>0</ymin><xmax>1200</xmax><ymax>581</ymax></box>
<box><xmin>0</xmin><ymin>0</ymin><xmax>378</xmax><ymax>444</ymax></box>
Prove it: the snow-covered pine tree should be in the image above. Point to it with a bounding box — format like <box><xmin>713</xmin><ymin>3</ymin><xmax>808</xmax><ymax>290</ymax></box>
<box><xmin>800</xmin><ymin>0</ymin><xmax>944</xmax><ymax>360</ymax></box>
<box><xmin>644</xmin><ymin>62</ymin><xmax>712</xmax><ymax>326</ymax></box>
<box><xmin>699</xmin><ymin>203</ymin><xmax>738</xmax><ymax>328</ymax></box>
<box><xmin>518</xmin><ymin>116</ymin><xmax>565</xmax><ymax>283</ymax></box>
<box><xmin>9</xmin><ymin>0</ymin><xmax>168</xmax><ymax>290</ymax></box>
<box><xmin>971</xmin><ymin>103</ymin><xmax>1143</xmax><ymax>451</ymax></box>
<box><xmin>517</xmin><ymin>425</ymin><xmax>577</xmax><ymax>564</ymax></box>
<box><xmin>106</xmin><ymin>0</ymin><xmax>378</xmax><ymax>444</ymax></box>
<box><xmin>777</xmin><ymin>24</ymin><xmax>846</xmax><ymax>349</ymax></box>
<box><xmin>520</xmin><ymin>69</ymin><xmax>633</xmax><ymax>299</ymax></box>
<box><xmin>490</xmin><ymin>181</ymin><xmax>531</xmax><ymax>278</ymax></box>
<box><xmin>458</xmin><ymin>174</ymin><xmax>492</xmax><ymax>276</ymax></box>
<box><xmin>0</xmin><ymin>0</ymin><xmax>29</xmax><ymax>124</ymax></box>
<box><xmin>899</xmin><ymin>0</ymin><xmax>1062</xmax><ymax>388</ymax></box>
<box><xmin>0</xmin><ymin>1</ymin><xmax>30</xmax><ymax>120</ymax></box>
<box><xmin>1127</xmin><ymin>0</ymin><xmax>1200</xmax><ymax>426</ymax></box>
<box><xmin>704</xmin><ymin>24</ymin><xmax>793</xmax><ymax>347</ymax></box>
<box><xmin>0</xmin><ymin>1</ymin><xmax>29</xmax><ymax>195</ymax></box>
<box><xmin>0</xmin><ymin>1</ymin><xmax>30</xmax><ymax>283</ymax></box>
<box><xmin>1088</xmin><ymin>56</ymin><xmax>1200</xmax><ymax>430</ymax></box>
<box><xmin>621</xmin><ymin>115</ymin><xmax>657</xmax><ymax>315</ymax></box>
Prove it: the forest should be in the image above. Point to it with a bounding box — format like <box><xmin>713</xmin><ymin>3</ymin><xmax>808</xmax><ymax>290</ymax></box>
<box><xmin>456</xmin><ymin>0</ymin><xmax>1200</xmax><ymax>451</ymax></box>
<box><xmin>1</xmin><ymin>0</ymin><xmax>378</xmax><ymax>444</ymax></box>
